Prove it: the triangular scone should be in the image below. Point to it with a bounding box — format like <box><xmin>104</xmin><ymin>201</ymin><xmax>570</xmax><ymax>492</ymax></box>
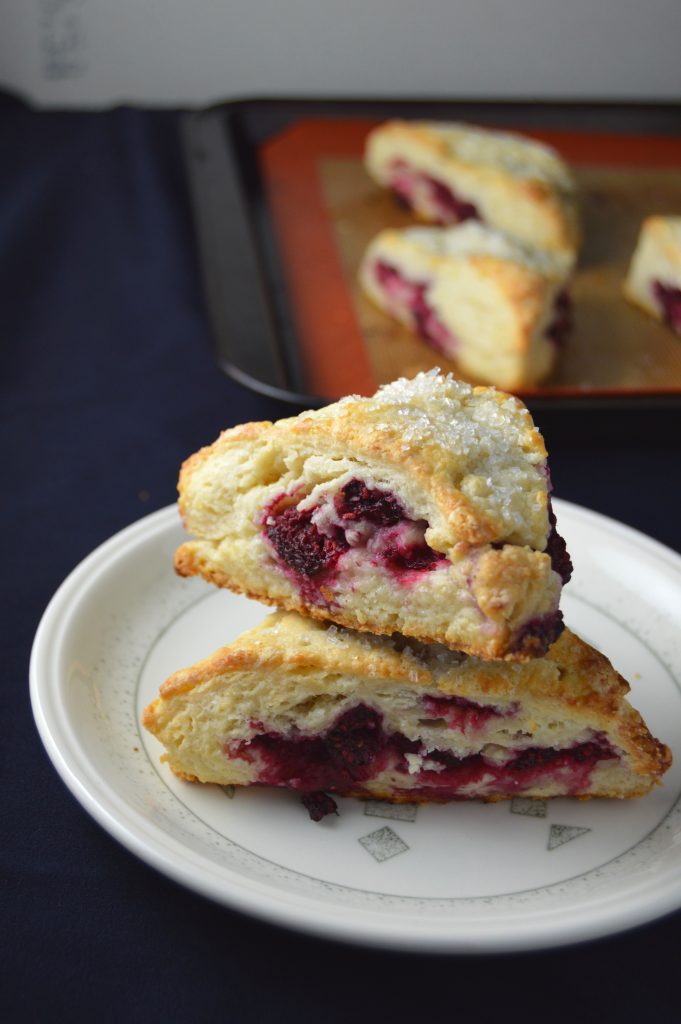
<box><xmin>623</xmin><ymin>215</ymin><xmax>681</xmax><ymax>333</ymax></box>
<box><xmin>143</xmin><ymin>612</ymin><xmax>671</xmax><ymax>819</ymax></box>
<box><xmin>364</xmin><ymin>119</ymin><xmax>579</xmax><ymax>255</ymax></box>
<box><xmin>175</xmin><ymin>373</ymin><xmax>571</xmax><ymax>661</ymax></box>
<box><xmin>359</xmin><ymin>223</ymin><xmax>573</xmax><ymax>390</ymax></box>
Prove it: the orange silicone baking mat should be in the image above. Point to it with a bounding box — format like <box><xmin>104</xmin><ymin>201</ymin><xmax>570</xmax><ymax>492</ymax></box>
<box><xmin>259</xmin><ymin>117</ymin><xmax>681</xmax><ymax>401</ymax></box>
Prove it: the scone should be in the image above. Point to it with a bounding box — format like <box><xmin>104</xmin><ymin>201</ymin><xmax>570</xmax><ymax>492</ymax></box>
<box><xmin>623</xmin><ymin>215</ymin><xmax>681</xmax><ymax>333</ymax></box>
<box><xmin>174</xmin><ymin>372</ymin><xmax>572</xmax><ymax>661</ymax></box>
<box><xmin>359</xmin><ymin>223</ymin><xmax>573</xmax><ymax>389</ymax></box>
<box><xmin>364</xmin><ymin>119</ymin><xmax>579</xmax><ymax>255</ymax></box>
<box><xmin>143</xmin><ymin>612</ymin><xmax>671</xmax><ymax>819</ymax></box>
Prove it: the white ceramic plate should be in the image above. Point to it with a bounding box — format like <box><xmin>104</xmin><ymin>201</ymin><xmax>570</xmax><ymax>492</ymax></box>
<box><xmin>30</xmin><ymin>500</ymin><xmax>681</xmax><ymax>953</ymax></box>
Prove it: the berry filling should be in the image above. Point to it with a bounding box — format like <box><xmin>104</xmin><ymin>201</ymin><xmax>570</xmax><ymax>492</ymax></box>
<box><xmin>381</xmin><ymin>533</ymin><xmax>445</xmax><ymax>572</ymax></box>
<box><xmin>228</xmin><ymin>702</ymin><xmax>618</xmax><ymax>820</ymax></box>
<box><xmin>335</xmin><ymin>478</ymin><xmax>403</xmax><ymax>525</ymax></box>
<box><xmin>389</xmin><ymin>159</ymin><xmax>481</xmax><ymax>225</ymax></box>
<box><xmin>505</xmin><ymin>488</ymin><xmax>572</xmax><ymax>653</ymax></box>
<box><xmin>544</xmin><ymin>289</ymin><xmax>573</xmax><ymax>347</ymax></box>
<box><xmin>546</xmin><ymin>497</ymin><xmax>573</xmax><ymax>585</ymax></box>
<box><xmin>421</xmin><ymin>694</ymin><xmax>519</xmax><ymax>732</ymax></box>
<box><xmin>230</xmin><ymin>705</ymin><xmax>406</xmax><ymax>792</ymax></box>
<box><xmin>374</xmin><ymin>261</ymin><xmax>456</xmax><ymax>354</ymax></box>
<box><xmin>264</xmin><ymin>479</ymin><xmax>447</xmax><ymax>603</ymax></box>
<box><xmin>265</xmin><ymin>506</ymin><xmax>347</xmax><ymax>577</ymax></box>
<box><xmin>301</xmin><ymin>791</ymin><xmax>339</xmax><ymax>821</ymax></box>
<box><xmin>510</xmin><ymin>610</ymin><xmax>565</xmax><ymax>657</ymax></box>
<box><xmin>652</xmin><ymin>280</ymin><xmax>681</xmax><ymax>332</ymax></box>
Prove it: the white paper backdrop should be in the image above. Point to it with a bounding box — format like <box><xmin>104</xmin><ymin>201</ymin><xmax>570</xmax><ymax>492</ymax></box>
<box><xmin>1</xmin><ymin>0</ymin><xmax>680</xmax><ymax>109</ymax></box>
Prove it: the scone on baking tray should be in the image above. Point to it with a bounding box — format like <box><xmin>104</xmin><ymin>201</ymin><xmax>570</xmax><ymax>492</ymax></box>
<box><xmin>174</xmin><ymin>372</ymin><xmax>572</xmax><ymax>662</ymax></box>
<box><xmin>623</xmin><ymin>215</ymin><xmax>681</xmax><ymax>334</ymax></box>
<box><xmin>359</xmin><ymin>223</ymin><xmax>573</xmax><ymax>390</ymax></box>
<box><xmin>143</xmin><ymin>612</ymin><xmax>671</xmax><ymax>819</ymax></box>
<box><xmin>364</xmin><ymin>119</ymin><xmax>579</xmax><ymax>255</ymax></box>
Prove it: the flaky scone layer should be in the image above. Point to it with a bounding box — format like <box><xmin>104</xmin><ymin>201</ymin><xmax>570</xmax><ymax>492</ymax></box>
<box><xmin>175</xmin><ymin>373</ymin><xmax>565</xmax><ymax>661</ymax></box>
<box><xmin>143</xmin><ymin>613</ymin><xmax>671</xmax><ymax>801</ymax></box>
<box><xmin>364</xmin><ymin>120</ymin><xmax>580</xmax><ymax>254</ymax></box>
<box><xmin>359</xmin><ymin>224</ymin><xmax>572</xmax><ymax>389</ymax></box>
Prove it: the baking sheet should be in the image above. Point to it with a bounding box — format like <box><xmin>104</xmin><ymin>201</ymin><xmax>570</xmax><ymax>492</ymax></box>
<box><xmin>180</xmin><ymin>100</ymin><xmax>681</xmax><ymax>438</ymax></box>
<box><xmin>260</xmin><ymin>116</ymin><xmax>681</xmax><ymax>399</ymax></box>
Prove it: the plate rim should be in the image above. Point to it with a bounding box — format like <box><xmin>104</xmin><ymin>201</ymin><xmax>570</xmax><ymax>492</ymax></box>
<box><xmin>29</xmin><ymin>499</ymin><xmax>681</xmax><ymax>952</ymax></box>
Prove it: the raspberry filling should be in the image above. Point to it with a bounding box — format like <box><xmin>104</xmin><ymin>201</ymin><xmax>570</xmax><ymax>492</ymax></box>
<box><xmin>374</xmin><ymin>261</ymin><xmax>456</xmax><ymax>354</ymax></box>
<box><xmin>546</xmin><ymin>496</ymin><xmax>573</xmax><ymax>585</ymax></box>
<box><xmin>652</xmin><ymin>280</ymin><xmax>681</xmax><ymax>332</ymax></box>
<box><xmin>502</xmin><ymin>490</ymin><xmax>572</xmax><ymax>653</ymax></box>
<box><xmin>545</xmin><ymin>289</ymin><xmax>573</xmax><ymax>347</ymax></box>
<box><xmin>301</xmin><ymin>791</ymin><xmax>339</xmax><ymax>822</ymax></box>
<box><xmin>228</xmin><ymin>703</ymin><xmax>618</xmax><ymax>819</ymax></box>
<box><xmin>380</xmin><ymin>532</ymin><xmax>445</xmax><ymax>572</ymax></box>
<box><xmin>264</xmin><ymin>479</ymin><xmax>447</xmax><ymax>602</ymax></box>
<box><xmin>421</xmin><ymin>694</ymin><xmax>519</xmax><ymax>732</ymax></box>
<box><xmin>510</xmin><ymin>610</ymin><xmax>565</xmax><ymax>657</ymax></box>
<box><xmin>336</xmin><ymin>478</ymin><xmax>403</xmax><ymax>525</ymax></box>
<box><xmin>230</xmin><ymin>705</ymin><xmax>403</xmax><ymax>792</ymax></box>
<box><xmin>264</xmin><ymin>506</ymin><xmax>347</xmax><ymax>577</ymax></box>
<box><xmin>389</xmin><ymin>159</ymin><xmax>481</xmax><ymax>225</ymax></box>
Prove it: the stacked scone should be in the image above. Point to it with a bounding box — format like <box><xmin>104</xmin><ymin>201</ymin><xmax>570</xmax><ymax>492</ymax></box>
<box><xmin>360</xmin><ymin>120</ymin><xmax>580</xmax><ymax>389</ymax></box>
<box><xmin>144</xmin><ymin>372</ymin><xmax>670</xmax><ymax>818</ymax></box>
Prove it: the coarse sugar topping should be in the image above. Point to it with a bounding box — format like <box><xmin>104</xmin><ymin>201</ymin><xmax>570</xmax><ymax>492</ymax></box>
<box><xmin>329</xmin><ymin>369</ymin><xmax>540</xmax><ymax>453</ymax></box>
<box><xmin>399</xmin><ymin>222</ymin><xmax>572</xmax><ymax>277</ymax></box>
<box><xmin>426</xmin><ymin>122</ymin><xmax>575</xmax><ymax>192</ymax></box>
<box><xmin>316</xmin><ymin>371</ymin><xmax>548</xmax><ymax>545</ymax></box>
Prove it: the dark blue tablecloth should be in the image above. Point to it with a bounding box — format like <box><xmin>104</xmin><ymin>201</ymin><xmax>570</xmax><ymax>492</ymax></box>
<box><xmin>3</xmin><ymin>89</ymin><xmax>681</xmax><ymax>1021</ymax></box>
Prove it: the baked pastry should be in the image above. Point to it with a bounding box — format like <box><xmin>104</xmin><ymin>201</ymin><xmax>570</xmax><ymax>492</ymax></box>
<box><xmin>143</xmin><ymin>612</ymin><xmax>671</xmax><ymax>819</ymax></box>
<box><xmin>174</xmin><ymin>372</ymin><xmax>572</xmax><ymax>661</ymax></box>
<box><xmin>364</xmin><ymin>119</ymin><xmax>579</xmax><ymax>255</ymax></box>
<box><xmin>359</xmin><ymin>223</ymin><xmax>573</xmax><ymax>389</ymax></box>
<box><xmin>624</xmin><ymin>216</ymin><xmax>681</xmax><ymax>333</ymax></box>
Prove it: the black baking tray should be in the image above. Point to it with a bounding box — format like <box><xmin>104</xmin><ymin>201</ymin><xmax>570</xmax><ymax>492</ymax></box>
<box><xmin>179</xmin><ymin>97</ymin><xmax>681</xmax><ymax>444</ymax></box>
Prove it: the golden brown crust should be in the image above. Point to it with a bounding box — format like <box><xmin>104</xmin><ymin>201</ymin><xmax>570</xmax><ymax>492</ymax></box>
<box><xmin>153</xmin><ymin>614</ymin><xmax>625</xmax><ymax>712</ymax></box>
<box><xmin>341</xmin><ymin>785</ymin><xmax>663</xmax><ymax>803</ymax></box>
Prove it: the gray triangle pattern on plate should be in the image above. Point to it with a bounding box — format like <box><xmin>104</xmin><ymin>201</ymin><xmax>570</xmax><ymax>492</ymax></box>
<box><xmin>548</xmin><ymin>824</ymin><xmax>591</xmax><ymax>850</ymax></box>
